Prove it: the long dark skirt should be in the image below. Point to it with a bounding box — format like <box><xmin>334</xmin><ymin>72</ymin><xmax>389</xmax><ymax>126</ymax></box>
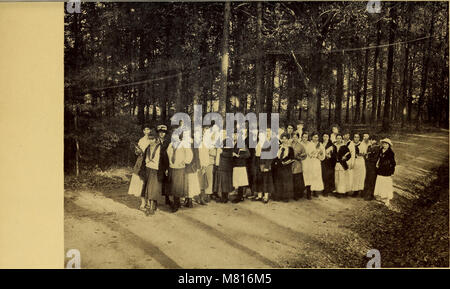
<box><xmin>273</xmin><ymin>164</ymin><xmax>294</xmax><ymax>200</ymax></box>
<box><xmin>247</xmin><ymin>157</ymin><xmax>260</xmax><ymax>192</ymax></box>
<box><xmin>364</xmin><ymin>164</ymin><xmax>377</xmax><ymax>198</ymax></box>
<box><xmin>256</xmin><ymin>170</ymin><xmax>273</xmax><ymax>194</ymax></box>
<box><xmin>322</xmin><ymin>163</ymin><xmax>335</xmax><ymax>194</ymax></box>
<box><xmin>169</xmin><ymin>168</ymin><xmax>187</xmax><ymax>198</ymax></box>
<box><xmin>144</xmin><ymin>168</ymin><xmax>162</xmax><ymax>201</ymax></box>
<box><xmin>292</xmin><ymin>172</ymin><xmax>305</xmax><ymax>199</ymax></box>
<box><xmin>213</xmin><ymin>169</ymin><xmax>233</xmax><ymax>194</ymax></box>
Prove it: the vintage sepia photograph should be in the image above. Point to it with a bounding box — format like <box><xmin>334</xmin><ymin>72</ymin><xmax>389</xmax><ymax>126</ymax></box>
<box><xmin>64</xmin><ymin>1</ymin><xmax>449</xmax><ymax>269</ymax></box>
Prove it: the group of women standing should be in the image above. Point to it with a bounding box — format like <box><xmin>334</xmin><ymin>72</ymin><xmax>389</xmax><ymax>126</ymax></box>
<box><xmin>128</xmin><ymin>122</ymin><xmax>397</xmax><ymax>216</ymax></box>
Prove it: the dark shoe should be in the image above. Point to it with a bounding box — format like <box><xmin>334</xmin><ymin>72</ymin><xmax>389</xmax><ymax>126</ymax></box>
<box><xmin>323</xmin><ymin>192</ymin><xmax>329</xmax><ymax>197</ymax></box>
<box><xmin>187</xmin><ymin>198</ymin><xmax>193</xmax><ymax>208</ymax></box>
<box><xmin>221</xmin><ymin>193</ymin><xmax>229</xmax><ymax>203</ymax></box>
<box><xmin>200</xmin><ymin>194</ymin><xmax>207</xmax><ymax>205</ymax></box>
<box><xmin>351</xmin><ymin>191</ymin><xmax>359</xmax><ymax>197</ymax></box>
<box><xmin>282</xmin><ymin>199</ymin><xmax>289</xmax><ymax>203</ymax></box>
<box><xmin>205</xmin><ymin>195</ymin><xmax>211</xmax><ymax>203</ymax></box>
<box><xmin>171</xmin><ymin>197</ymin><xmax>181</xmax><ymax>213</ymax></box>
<box><xmin>313</xmin><ymin>191</ymin><xmax>319</xmax><ymax>198</ymax></box>
<box><xmin>306</xmin><ymin>187</ymin><xmax>312</xmax><ymax>199</ymax></box>
<box><xmin>165</xmin><ymin>195</ymin><xmax>172</xmax><ymax>207</ymax></box>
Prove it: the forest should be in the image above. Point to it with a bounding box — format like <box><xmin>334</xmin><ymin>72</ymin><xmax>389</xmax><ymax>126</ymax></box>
<box><xmin>64</xmin><ymin>1</ymin><xmax>449</xmax><ymax>174</ymax></box>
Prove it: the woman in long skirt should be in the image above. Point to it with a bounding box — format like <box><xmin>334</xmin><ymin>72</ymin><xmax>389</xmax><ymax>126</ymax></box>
<box><xmin>246</xmin><ymin>127</ymin><xmax>259</xmax><ymax>199</ymax></box>
<box><xmin>374</xmin><ymin>138</ymin><xmax>396</xmax><ymax>206</ymax></box>
<box><xmin>321</xmin><ymin>133</ymin><xmax>336</xmax><ymax>197</ymax></box>
<box><xmin>167</xmin><ymin>133</ymin><xmax>193</xmax><ymax>212</ymax></box>
<box><xmin>334</xmin><ymin>134</ymin><xmax>351</xmax><ymax>197</ymax></box>
<box><xmin>143</xmin><ymin>132</ymin><xmax>163</xmax><ymax>215</ymax></box>
<box><xmin>232</xmin><ymin>133</ymin><xmax>250</xmax><ymax>203</ymax></box>
<box><xmin>291</xmin><ymin>132</ymin><xmax>307</xmax><ymax>200</ymax></box>
<box><xmin>352</xmin><ymin>133</ymin><xmax>368</xmax><ymax>197</ymax></box>
<box><xmin>300</xmin><ymin>132</ymin><xmax>313</xmax><ymax>199</ymax></box>
<box><xmin>343</xmin><ymin>131</ymin><xmax>355</xmax><ymax>195</ymax></box>
<box><xmin>185</xmin><ymin>141</ymin><xmax>202</xmax><ymax>208</ymax></box>
<box><xmin>255</xmin><ymin>129</ymin><xmax>275</xmax><ymax>203</ymax></box>
<box><xmin>213</xmin><ymin>133</ymin><xmax>234</xmax><ymax>203</ymax></box>
<box><xmin>198</xmin><ymin>127</ymin><xmax>215</xmax><ymax>203</ymax></box>
<box><xmin>305</xmin><ymin>132</ymin><xmax>325</xmax><ymax>197</ymax></box>
<box><xmin>273</xmin><ymin>133</ymin><xmax>295</xmax><ymax>201</ymax></box>
<box><xmin>128</xmin><ymin>126</ymin><xmax>151</xmax><ymax>209</ymax></box>
<box><xmin>364</xmin><ymin>135</ymin><xmax>380</xmax><ymax>201</ymax></box>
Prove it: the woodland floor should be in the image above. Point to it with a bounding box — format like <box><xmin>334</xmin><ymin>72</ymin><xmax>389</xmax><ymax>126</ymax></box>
<box><xmin>64</xmin><ymin>129</ymin><xmax>449</xmax><ymax>268</ymax></box>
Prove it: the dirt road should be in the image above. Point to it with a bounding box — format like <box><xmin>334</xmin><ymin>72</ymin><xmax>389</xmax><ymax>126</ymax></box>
<box><xmin>64</xmin><ymin>130</ymin><xmax>449</xmax><ymax>268</ymax></box>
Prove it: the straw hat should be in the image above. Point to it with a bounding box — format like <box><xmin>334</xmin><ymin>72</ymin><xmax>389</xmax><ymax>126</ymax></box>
<box><xmin>380</xmin><ymin>138</ymin><xmax>393</xmax><ymax>147</ymax></box>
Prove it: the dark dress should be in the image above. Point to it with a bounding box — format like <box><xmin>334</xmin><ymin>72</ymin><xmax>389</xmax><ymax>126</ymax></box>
<box><xmin>364</xmin><ymin>144</ymin><xmax>380</xmax><ymax>198</ymax></box>
<box><xmin>257</xmin><ymin>150</ymin><xmax>274</xmax><ymax>194</ymax></box>
<box><xmin>157</xmin><ymin>136</ymin><xmax>170</xmax><ymax>198</ymax></box>
<box><xmin>322</xmin><ymin>140</ymin><xmax>337</xmax><ymax>195</ymax></box>
<box><xmin>376</xmin><ymin>147</ymin><xmax>396</xmax><ymax>176</ymax></box>
<box><xmin>133</xmin><ymin>145</ymin><xmax>149</xmax><ymax>198</ymax></box>
<box><xmin>144</xmin><ymin>144</ymin><xmax>163</xmax><ymax>200</ymax></box>
<box><xmin>272</xmin><ymin>146</ymin><xmax>294</xmax><ymax>201</ymax></box>
<box><xmin>213</xmin><ymin>140</ymin><xmax>234</xmax><ymax>194</ymax></box>
<box><xmin>245</xmin><ymin>136</ymin><xmax>259</xmax><ymax>193</ymax></box>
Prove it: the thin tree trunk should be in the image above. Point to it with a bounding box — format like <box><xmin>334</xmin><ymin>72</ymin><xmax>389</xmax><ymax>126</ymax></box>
<box><xmin>354</xmin><ymin>58</ymin><xmax>363</xmax><ymax>123</ymax></box>
<box><xmin>401</xmin><ymin>7</ymin><xmax>412</xmax><ymax>128</ymax></box>
<box><xmin>255</xmin><ymin>2</ymin><xmax>263</xmax><ymax>114</ymax></box>
<box><xmin>371</xmin><ymin>20</ymin><xmax>382</xmax><ymax>123</ymax></box>
<box><xmin>382</xmin><ymin>6</ymin><xmax>396</xmax><ymax>131</ymax></box>
<box><xmin>377</xmin><ymin>51</ymin><xmax>384</xmax><ymax>122</ymax></box>
<box><xmin>335</xmin><ymin>60</ymin><xmax>344</xmax><ymax>125</ymax></box>
<box><xmin>345</xmin><ymin>64</ymin><xmax>351</xmax><ymax>123</ymax></box>
<box><xmin>361</xmin><ymin>37</ymin><xmax>369</xmax><ymax>123</ymax></box>
<box><xmin>416</xmin><ymin>8</ymin><xmax>435</xmax><ymax>129</ymax></box>
<box><xmin>218</xmin><ymin>2</ymin><xmax>231</xmax><ymax>118</ymax></box>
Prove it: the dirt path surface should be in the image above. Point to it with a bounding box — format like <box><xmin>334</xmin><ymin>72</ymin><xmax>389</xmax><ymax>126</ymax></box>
<box><xmin>64</xmin><ymin>130</ymin><xmax>449</xmax><ymax>268</ymax></box>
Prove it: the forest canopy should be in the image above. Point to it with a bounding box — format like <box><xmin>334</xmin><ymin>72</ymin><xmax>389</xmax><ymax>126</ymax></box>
<box><xmin>64</xmin><ymin>1</ymin><xmax>449</xmax><ymax>174</ymax></box>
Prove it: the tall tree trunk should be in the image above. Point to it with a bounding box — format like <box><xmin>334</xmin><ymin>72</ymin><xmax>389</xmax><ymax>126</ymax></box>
<box><xmin>335</xmin><ymin>60</ymin><xmax>344</xmax><ymax>125</ymax></box>
<box><xmin>407</xmin><ymin>51</ymin><xmax>416</xmax><ymax>123</ymax></box>
<box><xmin>371</xmin><ymin>20</ymin><xmax>382</xmax><ymax>123</ymax></box>
<box><xmin>175</xmin><ymin>69</ymin><xmax>184</xmax><ymax>113</ymax></box>
<box><xmin>218</xmin><ymin>2</ymin><xmax>231</xmax><ymax>118</ymax></box>
<box><xmin>255</xmin><ymin>2</ymin><xmax>264</xmax><ymax>114</ymax></box>
<box><xmin>265</xmin><ymin>55</ymin><xmax>276</xmax><ymax>114</ymax></box>
<box><xmin>286</xmin><ymin>68</ymin><xmax>294</xmax><ymax>123</ymax></box>
<box><xmin>401</xmin><ymin>6</ymin><xmax>412</xmax><ymax>128</ymax></box>
<box><xmin>416</xmin><ymin>8</ymin><xmax>435</xmax><ymax>129</ymax></box>
<box><xmin>382</xmin><ymin>6</ymin><xmax>396</xmax><ymax>131</ymax></box>
<box><xmin>377</xmin><ymin>51</ymin><xmax>384</xmax><ymax>122</ymax></box>
<box><xmin>345</xmin><ymin>64</ymin><xmax>351</xmax><ymax>123</ymax></box>
<box><xmin>161</xmin><ymin>76</ymin><xmax>168</xmax><ymax>122</ymax></box>
<box><xmin>354</xmin><ymin>58</ymin><xmax>363</xmax><ymax>123</ymax></box>
<box><xmin>361</xmin><ymin>38</ymin><xmax>369</xmax><ymax>123</ymax></box>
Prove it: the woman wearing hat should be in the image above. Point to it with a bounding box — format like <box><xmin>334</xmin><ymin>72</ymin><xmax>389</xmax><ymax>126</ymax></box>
<box><xmin>374</xmin><ymin>138</ymin><xmax>396</xmax><ymax>206</ymax></box>
<box><xmin>156</xmin><ymin>124</ymin><xmax>171</xmax><ymax>207</ymax></box>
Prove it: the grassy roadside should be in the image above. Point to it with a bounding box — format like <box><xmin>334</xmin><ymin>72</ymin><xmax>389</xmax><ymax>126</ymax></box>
<box><xmin>349</xmin><ymin>164</ymin><xmax>449</xmax><ymax>268</ymax></box>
